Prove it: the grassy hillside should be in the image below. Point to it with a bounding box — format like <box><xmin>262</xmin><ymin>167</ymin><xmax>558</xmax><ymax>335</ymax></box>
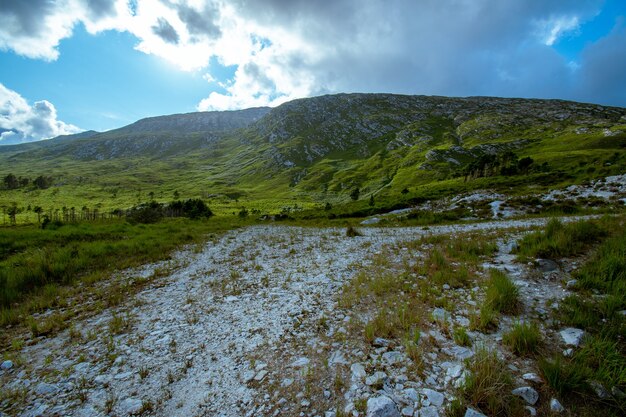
<box><xmin>1</xmin><ymin>93</ymin><xmax>625</xmax><ymax>223</ymax></box>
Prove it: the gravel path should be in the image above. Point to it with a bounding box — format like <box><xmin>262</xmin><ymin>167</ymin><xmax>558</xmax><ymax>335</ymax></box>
<box><xmin>1</xmin><ymin>217</ymin><xmax>591</xmax><ymax>417</ymax></box>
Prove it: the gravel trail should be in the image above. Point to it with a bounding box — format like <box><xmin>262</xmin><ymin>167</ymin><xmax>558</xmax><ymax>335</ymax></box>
<box><xmin>1</xmin><ymin>217</ymin><xmax>590</xmax><ymax>417</ymax></box>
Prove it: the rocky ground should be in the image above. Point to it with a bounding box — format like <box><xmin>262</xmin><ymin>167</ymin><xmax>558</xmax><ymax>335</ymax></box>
<box><xmin>0</xmin><ymin>217</ymin><xmax>596</xmax><ymax>417</ymax></box>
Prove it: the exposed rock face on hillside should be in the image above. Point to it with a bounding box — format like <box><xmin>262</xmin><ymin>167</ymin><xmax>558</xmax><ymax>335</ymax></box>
<box><xmin>116</xmin><ymin>107</ymin><xmax>271</xmax><ymax>135</ymax></box>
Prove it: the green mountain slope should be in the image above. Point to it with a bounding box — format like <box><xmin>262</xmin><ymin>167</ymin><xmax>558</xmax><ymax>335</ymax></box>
<box><xmin>1</xmin><ymin>93</ymin><xmax>625</xmax><ymax>221</ymax></box>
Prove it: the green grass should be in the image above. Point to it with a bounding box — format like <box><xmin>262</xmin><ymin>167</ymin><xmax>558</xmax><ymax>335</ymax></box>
<box><xmin>484</xmin><ymin>269</ymin><xmax>520</xmax><ymax>314</ymax></box>
<box><xmin>538</xmin><ymin>216</ymin><xmax>626</xmax><ymax>416</ymax></box>
<box><xmin>503</xmin><ymin>321</ymin><xmax>542</xmax><ymax>356</ymax></box>
<box><xmin>516</xmin><ymin>218</ymin><xmax>607</xmax><ymax>259</ymax></box>
<box><xmin>454</xmin><ymin>347</ymin><xmax>524</xmax><ymax>417</ymax></box>
<box><xmin>0</xmin><ymin>216</ymin><xmax>245</xmax><ymax>330</ymax></box>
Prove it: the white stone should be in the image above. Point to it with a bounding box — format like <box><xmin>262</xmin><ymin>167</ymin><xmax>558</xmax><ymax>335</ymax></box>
<box><xmin>525</xmin><ymin>406</ymin><xmax>537</xmax><ymax>416</ymax></box>
<box><xmin>254</xmin><ymin>370</ymin><xmax>268</xmax><ymax>381</ymax></box>
<box><xmin>243</xmin><ymin>370</ymin><xmax>256</xmax><ymax>383</ymax></box>
<box><xmin>419</xmin><ymin>405</ymin><xmax>439</xmax><ymax>417</ymax></box>
<box><xmin>512</xmin><ymin>386</ymin><xmax>539</xmax><ymax>405</ymax></box>
<box><xmin>120</xmin><ymin>398</ymin><xmax>143</xmax><ymax>416</ymax></box>
<box><xmin>521</xmin><ymin>373</ymin><xmax>542</xmax><ymax>384</ymax></box>
<box><xmin>35</xmin><ymin>383</ymin><xmax>59</xmax><ymax>395</ymax></box>
<box><xmin>366</xmin><ymin>371</ymin><xmax>387</xmax><ymax>386</ymax></box>
<box><xmin>432</xmin><ymin>308</ymin><xmax>449</xmax><ymax>322</ymax></box>
<box><xmin>421</xmin><ymin>389</ymin><xmax>444</xmax><ymax>407</ymax></box>
<box><xmin>401</xmin><ymin>406</ymin><xmax>414</xmax><ymax>416</ymax></box>
<box><xmin>351</xmin><ymin>363</ymin><xmax>367</xmax><ymax>379</ymax></box>
<box><xmin>464</xmin><ymin>408</ymin><xmax>487</xmax><ymax>417</ymax></box>
<box><xmin>550</xmin><ymin>398</ymin><xmax>564</xmax><ymax>413</ymax></box>
<box><xmin>329</xmin><ymin>350</ymin><xmax>349</xmax><ymax>366</ymax></box>
<box><xmin>383</xmin><ymin>351</ymin><xmax>403</xmax><ymax>365</ymax></box>
<box><xmin>559</xmin><ymin>328</ymin><xmax>585</xmax><ymax>347</ymax></box>
<box><xmin>0</xmin><ymin>360</ymin><xmax>13</xmax><ymax>370</ymax></box>
<box><xmin>291</xmin><ymin>357</ymin><xmax>310</xmax><ymax>368</ymax></box>
<box><xmin>366</xmin><ymin>395</ymin><xmax>400</xmax><ymax>417</ymax></box>
<box><xmin>403</xmin><ymin>388</ymin><xmax>419</xmax><ymax>402</ymax></box>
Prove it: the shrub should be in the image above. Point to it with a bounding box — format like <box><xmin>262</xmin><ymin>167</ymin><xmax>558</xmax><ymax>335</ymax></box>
<box><xmin>346</xmin><ymin>225</ymin><xmax>363</xmax><ymax>237</ymax></box>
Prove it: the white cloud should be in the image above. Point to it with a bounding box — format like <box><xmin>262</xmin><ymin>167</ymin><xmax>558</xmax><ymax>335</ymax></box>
<box><xmin>0</xmin><ymin>0</ymin><xmax>623</xmax><ymax>115</ymax></box>
<box><xmin>536</xmin><ymin>15</ymin><xmax>581</xmax><ymax>46</ymax></box>
<box><xmin>0</xmin><ymin>84</ymin><xmax>81</xmax><ymax>145</ymax></box>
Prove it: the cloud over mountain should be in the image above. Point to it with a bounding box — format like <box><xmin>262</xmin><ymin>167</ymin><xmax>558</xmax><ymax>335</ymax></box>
<box><xmin>0</xmin><ymin>0</ymin><xmax>624</xmax><ymax>113</ymax></box>
<box><xmin>0</xmin><ymin>84</ymin><xmax>81</xmax><ymax>145</ymax></box>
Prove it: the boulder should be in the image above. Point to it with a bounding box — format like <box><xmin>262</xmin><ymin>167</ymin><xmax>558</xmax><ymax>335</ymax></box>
<box><xmin>549</xmin><ymin>398</ymin><xmax>564</xmax><ymax>413</ymax></box>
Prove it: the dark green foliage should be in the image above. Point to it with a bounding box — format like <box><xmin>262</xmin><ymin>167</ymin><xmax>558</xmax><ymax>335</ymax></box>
<box><xmin>238</xmin><ymin>207</ymin><xmax>249</xmax><ymax>218</ymax></box>
<box><xmin>33</xmin><ymin>175</ymin><xmax>52</xmax><ymax>189</ymax></box>
<box><xmin>350</xmin><ymin>187</ymin><xmax>360</xmax><ymax>201</ymax></box>
<box><xmin>3</xmin><ymin>174</ymin><xmax>19</xmax><ymax>189</ymax></box>
<box><xmin>346</xmin><ymin>225</ymin><xmax>362</xmax><ymax>237</ymax></box>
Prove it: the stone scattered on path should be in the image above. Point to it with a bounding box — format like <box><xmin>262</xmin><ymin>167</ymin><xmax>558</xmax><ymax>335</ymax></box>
<box><xmin>366</xmin><ymin>395</ymin><xmax>400</xmax><ymax>417</ymax></box>
<box><xmin>559</xmin><ymin>328</ymin><xmax>585</xmax><ymax>347</ymax></box>
<box><xmin>512</xmin><ymin>386</ymin><xmax>539</xmax><ymax>405</ymax></box>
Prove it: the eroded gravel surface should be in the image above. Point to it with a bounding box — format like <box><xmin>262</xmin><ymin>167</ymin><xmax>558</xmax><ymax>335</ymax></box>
<box><xmin>1</xmin><ymin>217</ymin><xmax>591</xmax><ymax>417</ymax></box>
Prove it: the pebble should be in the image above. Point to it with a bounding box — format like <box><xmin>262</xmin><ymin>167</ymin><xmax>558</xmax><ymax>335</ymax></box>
<box><xmin>382</xmin><ymin>351</ymin><xmax>403</xmax><ymax>365</ymax></box>
<box><xmin>0</xmin><ymin>360</ymin><xmax>13</xmax><ymax>370</ymax></box>
<box><xmin>550</xmin><ymin>398</ymin><xmax>565</xmax><ymax>413</ymax></box>
<box><xmin>521</xmin><ymin>373</ymin><xmax>542</xmax><ymax>384</ymax></box>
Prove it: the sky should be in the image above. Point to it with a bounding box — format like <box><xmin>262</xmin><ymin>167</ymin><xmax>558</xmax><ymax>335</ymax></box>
<box><xmin>0</xmin><ymin>0</ymin><xmax>625</xmax><ymax>145</ymax></box>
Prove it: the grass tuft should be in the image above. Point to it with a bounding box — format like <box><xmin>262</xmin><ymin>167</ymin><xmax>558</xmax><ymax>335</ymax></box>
<box><xmin>502</xmin><ymin>321</ymin><xmax>541</xmax><ymax>356</ymax></box>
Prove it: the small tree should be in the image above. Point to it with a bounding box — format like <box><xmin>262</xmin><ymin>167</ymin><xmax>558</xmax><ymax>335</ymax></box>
<box><xmin>3</xmin><ymin>174</ymin><xmax>19</xmax><ymax>189</ymax></box>
<box><xmin>350</xmin><ymin>187</ymin><xmax>360</xmax><ymax>201</ymax></box>
<box><xmin>34</xmin><ymin>206</ymin><xmax>43</xmax><ymax>223</ymax></box>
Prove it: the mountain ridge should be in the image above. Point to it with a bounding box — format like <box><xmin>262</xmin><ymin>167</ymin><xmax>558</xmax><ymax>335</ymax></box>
<box><xmin>1</xmin><ymin>93</ymin><xmax>625</xmax><ymax>218</ymax></box>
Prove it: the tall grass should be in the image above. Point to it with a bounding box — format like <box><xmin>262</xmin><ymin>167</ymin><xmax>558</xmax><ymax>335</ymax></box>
<box><xmin>484</xmin><ymin>269</ymin><xmax>520</xmax><ymax>314</ymax></box>
<box><xmin>503</xmin><ymin>321</ymin><xmax>541</xmax><ymax>356</ymax></box>
<box><xmin>539</xmin><ymin>216</ymin><xmax>626</xmax><ymax>416</ymax></box>
<box><xmin>516</xmin><ymin>218</ymin><xmax>606</xmax><ymax>259</ymax></box>
<box><xmin>455</xmin><ymin>347</ymin><xmax>524</xmax><ymax>417</ymax></box>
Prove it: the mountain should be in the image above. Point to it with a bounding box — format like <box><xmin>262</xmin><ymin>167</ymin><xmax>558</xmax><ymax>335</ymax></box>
<box><xmin>0</xmin><ymin>93</ymin><xmax>625</xmax><ymax>216</ymax></box>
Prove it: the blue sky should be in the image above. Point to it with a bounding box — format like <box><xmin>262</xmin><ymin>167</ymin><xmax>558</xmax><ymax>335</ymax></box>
<box><xmin>1</xmin><ymin>0</ymin><xmax>625</xmax><ymax>144</ymax></box>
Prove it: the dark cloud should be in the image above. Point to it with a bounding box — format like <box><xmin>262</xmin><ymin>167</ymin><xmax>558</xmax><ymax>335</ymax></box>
<box><xmin>152</xmin><ymin>17</ymin><xmax>179</xmax><ymax>44</ymax></box>
<box><xmin>576</xmin><ymin>21</ymin><xmax>626</xmax><ymax>106</ymax></box>
<box><xmin>176</xmin><ymin>2</ymin><xmax>221</xmax><ymax>40</ymax></box>
<box><xmin>85</xmin><ymin>0</ymin><xmax>116</xmax><ymax>18</ymax></box>
<box><xmin>0</xmin><ymin>0</ymin><xmax>55</xmax><ymax>36</ymax></box>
